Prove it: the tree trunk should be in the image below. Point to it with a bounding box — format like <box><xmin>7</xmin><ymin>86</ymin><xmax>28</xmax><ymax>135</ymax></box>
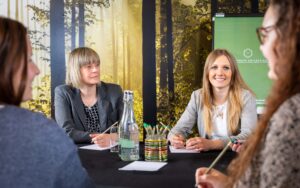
<box><xmin>159</xmin><ymin>0</ymin><xmax>168</xmax><ymax>90</ymax></box>
<box><xmin>7</xmin><ymin>0</ymin><xmax>10</xmax><ymax>17</ymax></box>
<box><xmin>111</xmin><ymin>2</ymin><xmax>117</xmax><ymax>83</ymax></box>
<box><xmin>125</xmin><ymin>2</ymin><xmax>130</xmax><ymax>89</ymax></box>
<box><xmin>166</xmin><ymin>0</ymin><xmax>174</xmax><ymax>95</ymax></box>
<box><xmin>78</xmin><ymin>0</ymin><xmax>85</xmax><ymax>47</ymax></box>
<box><xmin>71</xmin><ymin>0</ymin><xmax>76</xmax><ymax>49</ymax></box>
<box><xmin>20</xmin><ymin>0</ymin><xmax>23</xmax><ymax>21</ymax></box>
<box><xmin>194</xmin><ymin>31</ymin><xmax>201</xmax><ymax>87</ymax></box>
<box><xmin>15</xmin><ymin>0</ymin><xmax>19</xmax><ymax>20</ymax></box>
<box><xmin>142</xmin><ymin>0</ymin><xmax>157</xmax><ymax>126</ymax></box>
<box><xmin>251</xmin><ymin>0</ymin><xmax>259</xmax><ymax>13</ymax></box>
<box><xmin>166</xmin><ymin>0</ymin><xmax>175</xmax><ymax>121</ymax></box>
<box><xmin>50</xmin><ymin>0</ymin><xmax>65</xmax><ymax>118</ymax></box>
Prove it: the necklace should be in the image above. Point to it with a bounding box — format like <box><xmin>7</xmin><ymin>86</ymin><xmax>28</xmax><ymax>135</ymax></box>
<box><xmin>213</xmin><ymin>103</ymin><xmax>226</xmax><ymax>119</ymax></box>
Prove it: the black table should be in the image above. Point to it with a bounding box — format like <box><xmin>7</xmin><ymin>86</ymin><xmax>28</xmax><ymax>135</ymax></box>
<box><xmin>78</xmin><ymin>144</ymin><xmax>236</xmax><ymax>188</ymax></box>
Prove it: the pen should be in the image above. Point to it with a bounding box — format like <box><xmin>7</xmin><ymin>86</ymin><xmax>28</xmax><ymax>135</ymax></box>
<box><xmin>91</xmin><ymin>121</ymin><xmax>118</xmax><ymax>143</ymax></box>
<box><xmin>229</xmin><ymin>137</ymin><xmax>238</xmax><ymax>144</ymax></box>
<box><xmin>102</xmin><ymin>121</ymin><xmax>119</xmax><ymax>134</ymax></box>
<box><xmin>194</xmin><ymin>141</ymin><xmax>232</xmax><ymax>187</ymax></box>
<box><xmin>159</xmin><ymin>121</ymin><xmax>175</xmax><ymax>135</ymax></box>
<box><xmin>205</xmin><ymin>141</ymin><xmax>231</xmax><ymax>174</ymax></box>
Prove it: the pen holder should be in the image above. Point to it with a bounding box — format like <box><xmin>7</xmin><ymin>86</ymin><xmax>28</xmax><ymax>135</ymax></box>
<box><xmin>144</xmin><ymin>138</ymin><xmax>168</xmax><ymax>162</ymax></box>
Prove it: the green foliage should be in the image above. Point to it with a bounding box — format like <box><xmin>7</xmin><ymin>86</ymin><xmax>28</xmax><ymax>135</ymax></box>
<box><xmin>22</xmin><ymin>75</ymin><xmax>51</xmax><ymax>118</ymax></box>
<box><xmin>217</xmin><ymin>0</ymin><xmax>268</xmax><ymax>14</ymax></box>
<box><xmin>258</xmin><ymin>0</ymin><xmax>268</xmax><ymax>13</ymax></box>
<box><xmin>27</xmin><ymin>4</ymin><xmax>49</xmax><ymax>27</ymax></box>
<box><xmin>156</xmin><ymin>0</ymin><xmax>211</xmax><ymax>134</ymax></box>
<box><xmin>132</xmin><ymin>90</ymin><xmax>144</xmax><ymax>141</ymax></box>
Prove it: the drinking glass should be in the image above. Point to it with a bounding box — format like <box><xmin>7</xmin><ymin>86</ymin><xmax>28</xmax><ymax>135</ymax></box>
<box><xmin>110</xmin><ymin>124</ymin><xmax>119</xmax><ymax>153</ymax></box>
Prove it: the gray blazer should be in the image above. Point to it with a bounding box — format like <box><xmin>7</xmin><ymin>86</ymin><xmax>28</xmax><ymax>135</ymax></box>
<box><xmin>168</xmin><ymin>89</ymin><xmax>257</xmax><ymax>145</ymax></box>
<box><xmin>54</xmin><ymin>82</ymin><xmax>123</xmax><ymax>143</ymax></box>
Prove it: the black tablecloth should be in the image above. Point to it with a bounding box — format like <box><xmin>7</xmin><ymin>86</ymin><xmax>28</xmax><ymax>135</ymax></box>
<box><xmin>78</xmin><ymin>144</ymin><xmax>236</xmax><ymax>188</ymax></box>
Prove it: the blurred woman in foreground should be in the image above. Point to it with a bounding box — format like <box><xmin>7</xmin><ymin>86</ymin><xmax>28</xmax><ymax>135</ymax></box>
<box><xmin>0</xmin><ymin>17</ymin><xmax>93</xmax><ymax>188</ymax></box>
<box><xmin>195</xmin><ymin>0</ymin><xmax>300</xmax><ymax>187</ymax></box>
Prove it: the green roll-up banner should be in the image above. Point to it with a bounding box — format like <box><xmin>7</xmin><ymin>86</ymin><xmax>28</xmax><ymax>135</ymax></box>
<box><xmin>214</xmin><ymin>16</ymin><xmax>271</xmax><ymax>112</ymax></box>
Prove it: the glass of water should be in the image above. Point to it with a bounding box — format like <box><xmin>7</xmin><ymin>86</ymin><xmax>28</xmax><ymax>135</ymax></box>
<box><xmin>110</xmin><ymin>124</ymin><xmax>119</xmax><ymax>153</ymax></box>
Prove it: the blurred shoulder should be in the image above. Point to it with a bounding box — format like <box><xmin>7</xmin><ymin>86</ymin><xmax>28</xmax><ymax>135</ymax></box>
<box><xmin>55</xmin><ymin>84</ymin><xmax>75</xmax><ymax>93</ymax></box>
<box><xmin>193</xmin><ymin>88</ymin><xmax>202</xmax><ymax>97</ymax></box>
<box><xmin>0</xmin><ymin>105</ymin><xmax>73</xmax><ymax>146</ymax></box>
<box><xmin>276</xmin><ymin>93</ymin><xmax>300</xmax><ymax>117</ymax></box>
<box><xmin>241</xmin><ymin>89</ymin><xmax>255</xmax><ymax>97</ymax></box>
<box><xmin>241</xmin><ymin>89</ymin><xmax>256</xmax><ymax>101</ymax></box>
<box><xmin>1</xmin><ymin>105</ymin><xmax>50</xmax><ymax>123</ymax></box>
<box><xmin>189</xmin><ymin>89</ymin><xmax>202</xmax><ymax>105</ymax></box>
<box><xmin>55</xmin><ymin>84</ymin><xmax>77</xmax><ymax>96</ymax></box>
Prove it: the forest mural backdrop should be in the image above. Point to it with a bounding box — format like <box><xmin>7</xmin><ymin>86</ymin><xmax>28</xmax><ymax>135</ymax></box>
<box><xmin>0</xmin><ymin>0</ymin><xmax>267</xmax><ymax>139</ymax></box>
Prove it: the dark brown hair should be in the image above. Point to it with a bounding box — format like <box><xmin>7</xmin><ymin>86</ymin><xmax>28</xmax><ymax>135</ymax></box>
<box><xmin>228</xmin><ymin>0</ymin><xmax>300</xmax><ymax>186</ymax></box>
<box><xmin>0</xmin><ymin>17</ymin><xmax>28</xmax><ymax>106</ymax></box>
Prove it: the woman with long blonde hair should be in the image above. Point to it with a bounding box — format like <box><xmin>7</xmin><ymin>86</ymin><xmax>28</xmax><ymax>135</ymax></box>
<box><xmin>169</xmin><ymin>49</ymin><xmax>257</xmax><ymax>151</ymax></box>
<box><xmin>196</xmin><ymin>0</ymin><xmax>300</xmax><ymax>187</ymax></box>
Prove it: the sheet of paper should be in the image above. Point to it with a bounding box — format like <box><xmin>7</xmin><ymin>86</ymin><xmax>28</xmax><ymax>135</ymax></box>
<box><xmin>119</xmin><ymin>161</ymin><xmax>167</xmax><ymax>172</ymax></box>
<box><xmin>79</xmin><ymin>143</ymin><xmax>117</xmax><ymax>151</ymax></box>
<box><xmin>169</xmin><ymin>146</ymin><xmax>199</xmax><ymax>153</ymax></box>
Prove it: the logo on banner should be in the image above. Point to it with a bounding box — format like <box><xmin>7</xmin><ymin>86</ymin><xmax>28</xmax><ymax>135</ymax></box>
<box><xmin>243</xmin><ymin>48</ymin><xmax>253</xmax><ymax>59</ymax></box>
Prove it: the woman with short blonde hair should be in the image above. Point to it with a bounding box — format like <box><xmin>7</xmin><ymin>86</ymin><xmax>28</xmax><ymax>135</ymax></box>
<box><xmin>55</xmin><ymin>47</ymin><xmax>123</xmax><ymax>146</ymax></box>
<box><xmin>66</xmin><ymin>47</ymin><xmax>100</xmax><ymax>88</ymax></box>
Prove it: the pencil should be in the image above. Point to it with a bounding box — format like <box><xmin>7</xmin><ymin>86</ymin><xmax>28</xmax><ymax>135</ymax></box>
<box><xmin>204</xmin><ymin>141</ymin><xmax>231</xmax><ymax>174</ymax></box>
<box><xmin>91</xmin><ymin>121</ymin><xmax>118</xmax><ymax>143</ymax></box>
<box><xmin>159</xmin><ymin>121</ymin><xmax>173</xmax><ymax>134</ymax></box>
<box><xmin>102</xmin><ymin>121</ymin><xmax>119</xmax><ymax>134</ymax></box>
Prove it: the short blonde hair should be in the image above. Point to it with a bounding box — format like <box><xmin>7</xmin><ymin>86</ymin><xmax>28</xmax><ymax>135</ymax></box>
<box><xmin>66</xmin><ymin>47</ymin><xmax>100</xmax><ymax>88</ymax></box>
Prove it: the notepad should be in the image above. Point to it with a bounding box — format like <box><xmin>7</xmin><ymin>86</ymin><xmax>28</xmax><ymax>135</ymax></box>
<box><xmin>79</xmin><ymin>143</ymin><xmax>117</xmax><ymax>151</ymax></box>
<box><xmin>169</xmin><ymin>145</ymin><xmax>199</xmax><ymax>153</ymax></box>
<box><xmin>119</xmin><ymin>161</ymin><xmax>167</xmax><ymax>172</ymax></box>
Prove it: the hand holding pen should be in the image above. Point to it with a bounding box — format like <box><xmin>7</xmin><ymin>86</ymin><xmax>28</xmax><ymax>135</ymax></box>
<box><xmin>170</xmin><ymin>134</ymin><xmax>186</xmax><ymax>148</ymax></box>
<box><xmin>194</xmin><ymin>140</ymin><xmax>233</xmax><ymax>188</ymax></box>
<box><xmin>194</xmin><ymin>167</ymin><xmax>228</xmax><ymax>188</ymax></box>
<box><xmin>90</xmin><ymin>133</ymin><xmax>111</xmax><ymax>147</ymax></box>
<box><xmin>157</xmin><ymin>121</ymin><xmax>186</xmax><ymax>148</ymax></box>
<box><xmin>90</xmin><ymin>121</ymin><xmax>118</xmax><ymax>147</ymax></box>
<box><xmin>231</xmin><ymin>139</ymin><xmax>245</xmax><ymax>153</ymax></box>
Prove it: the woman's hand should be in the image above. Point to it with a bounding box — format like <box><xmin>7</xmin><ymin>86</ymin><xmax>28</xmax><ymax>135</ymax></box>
<box><xmin>195</xmin><ymin>168</ymin><xmax>228</xmax><ymax>188</ymax></box>
<box><xmin>186</xmin><ymin>137</ymin><xmax>212</xmax><ymax>151</ymax></box>
<box><xmin>230</xmin><ymin>139</ymin><xmax>245</xmax><ymax>153</ymax></box>
<box><xmin>169</xmin><ymin>134</ymin><xmax>185</xmax><ymax>148</ymax></box>
<box><xmin>90</xmin><ymin>133</ymin><xmax>111</xmax><ymax>147</ymax></box>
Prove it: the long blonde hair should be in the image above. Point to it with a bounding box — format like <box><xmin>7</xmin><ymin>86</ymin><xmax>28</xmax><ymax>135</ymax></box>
<box><xmin>202</xmin><ymin>49</ymin><xmax>253</xmax><ymax>136</ymax></box>
<box><xmin>228</xmin><ymin>0</ymin><xmax>300</xmax><ymax>186</ymax></box>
